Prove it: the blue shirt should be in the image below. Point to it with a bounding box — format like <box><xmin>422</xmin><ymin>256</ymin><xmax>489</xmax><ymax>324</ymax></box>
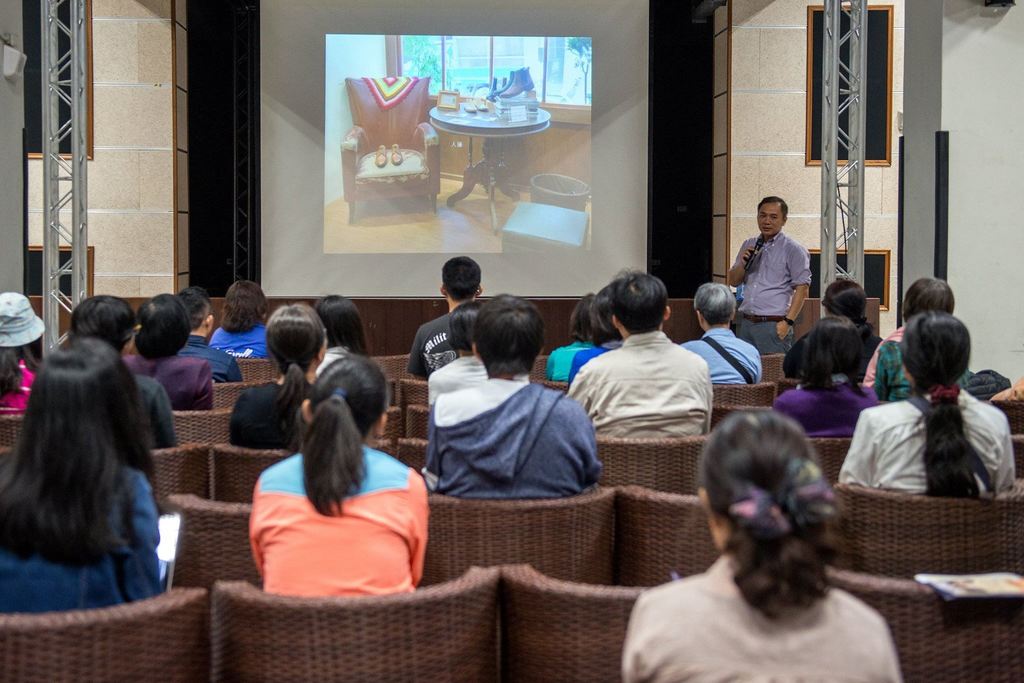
<box><xmin>0</xmin><ymin>469</ymin><xmax>162</xmax><ymax>613</ymax></box>
<box><xmin>546</xmin><ymin>341</ymin><xmax>593</xmax><ymax>382</ymax></box>
<box><xmin>567</xmin><ymin>343</ymin><xmax>620</xmax><ymax>386</ymax></box>
<box><xmin>681</xmin><ymin>328</ymin><xmax>762</xmax><ymax>385</ymax></box>
<box><xmin>210</xmin><ymin>323</ymin><xmax>268</xmax><ymax>359</ymax></box>
<box><xmin>179</xmin><ymin>334</ymin><xmax>243</xmax><ymax>383</ymax></box>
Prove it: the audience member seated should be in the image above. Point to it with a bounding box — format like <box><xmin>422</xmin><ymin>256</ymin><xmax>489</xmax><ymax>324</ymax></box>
<box><xmin>545</xmin><ymin>294</ymin><xmax>595</xmax><ymax>382</ymax></box>
<box><xmin>426</xmin><ymin>295</ymin><xmax>600</xmax><ymax>498</ymax></box>
<box><xmin>177</xmin><ymin>286</ymin><xmax>242</xmax><ymax>383</ymax></box>
<box><xmin>69</xmin><ymin>296</ymin><xmax>176</xmax><ymax>448</ymax></box>
<box><xmin>0</xmin><ymin>293</ymin><xmax>43</xmax><ymax>415</ymax></box>
<box><xmin>993</xmin><ymin>376</ymin><xmax>1024</xmax><ymax>402</ymax></box>
<box><xmin>407</xmin><ymin>256</ymin><xmax>482</xmax><ymax>378</ymax></box>
<box><xmin>570</xmin><ymin>272</ymin><xmax>712</xmax><ymax>437</ymax></box>
<box><xmin>841</xmin><ymin>312</ymin><xmax>1014</xmax><ymax>495</ymax></box>
<box><xmin>210</xmin><ymin>280</ymin><xmax>269</xmax><ymax>359</ymax></box>
<box><xmin>427</xmin><ymin>301</ymin><xmax>487</xmax><ymax>406</ymax></box>
<box><xmin>124</xmin><ymin>294</ymin><xmax>213</xmax><ymax>411</ymax></box>
<box><xmin>784</xmin><ymin>279</ymin><xmax>881</xmax><ymax>383</ymax></box>
<box><xmin>773</xmin><ymin>318</ymin><xmax>878</xmax><ymax>437</ymax></box>
<box><xmin>250</xmin><ymin>355</ymin><xmax>427</xmax><ymax>597</ymax></box>
<box><xmin>864</xmin><ymin>277</ymin><xmax>962</xmax><ymax>402</ymax></box>
<box><xmin>622</xmin><ymin>411</ymin><xmax>901</xmax><ymax>682</ymax></box>
<box><xmin>0</xmin><ymin>340</ymin><xmax>161</xmax><ymax>612</ymax></box>
<box><xmin>567</xmin><ymin>284</ymin><xmax>622</xmax><ymax>386</ymax></box>
<box><xmin>314</xmin><ymin>295</ymin><xmax>368</xmax><ymax>378</ymax></box>
<box><xmin>230</xmin><ymin>304</ymin><xmax>326</xmax><ymax>450</ymax></box>
<box><xmin>681</xmin><ymin>283</ymin><xmax>762</xmax><ymax>385</ymax></box>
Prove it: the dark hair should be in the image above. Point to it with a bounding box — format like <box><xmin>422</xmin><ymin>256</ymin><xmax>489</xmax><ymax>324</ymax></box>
<box><xmin>700</xmin><ymin>411</ymin><xmax>836</xmax><ymax>618</ymax></box>
<box><xmin>589</xmin><ymin>285</ymin><xmax>622</xmax><ymax>346</ymax></box>
<box><xmin>302</xmin><ymin>355</ymin><xmax>388</xmax><ymax>516</ymax></box>
<box><xmin>901</xmin><ymin>312</ymin><xmax>977</xmax><ymax>498</ymax></box>
<box><xmin>822</xmin><ymin>279</ymin><xmax>873</xmax><ymax>341</ymax></box>
<box><xmin>473</xmin><ymin>295</ymin><xmax>544</xmax><ymax>377</ymax></box>
<box><xmin>221</xmin><ymin>280</ymin><xmax>268</xmax><ymax>333</ymax></box>
<box><xmin>315</xmin><ymin>296</ymin><xmax>367</xmax><ymax>356</ymax></box>
<box><xmin>800</xmin><ymin>317</ymin><xmax>865</xmax><ymax>393</ymax></box>
<box><xmin>448</xmin><ymin>301</ymin><xmax>482</xmax><ymax>353</ymax></box>
<box><xmin>267</xmin><ymin>304</ymin><xmax>326</xmax><ymax>450</ymax></box>
<box><xmin>0</xmin><ymin>339</ymin><xmax>153</xmax><ymax>563</ymax></box>
<box><xmin>441</xmin><ymin>257</ymin><xmax>482</xmax><ymax>302</ymax></box>
<box><xmin>178</xmin><ymin>286</ymin><xmax>213</xmax><ymax>332</ymax></box>
<box><xmin>69</xmin><ymin>295</ymin><xmax>136</xmax><ymax>351</ymax></box>
<box><xmin>609</xmin><ymin>271</ymin><xmax>668</xmax><ymax>334</ymax></box>
<box><xmin>568</xmin><ymin>294</ymin><xmax>595</xmax><ymax>343</ymax></box>
<box><xmin>134</xmin><ymin>294</ymin><xmax>191</xmax><ymax>359</ymax></box>
<box><xmin>903</xmin><ymin>277</ymin><xmax>955</xmax><ymax>321</ymax></box>
<box><xmin>0</xmin><ymin>343</ymin><xmax>39</xmax><ymax>397</ymax></box>
<box><xmin>757</xmin><ymin>195</ymin><xmax>789</xmax><ymax>219</ymax></box>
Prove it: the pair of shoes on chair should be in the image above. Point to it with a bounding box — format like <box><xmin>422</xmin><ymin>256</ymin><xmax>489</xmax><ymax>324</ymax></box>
<box><xmin>374</xmin><ymin>144</ymin><xmax>404</xmax><ymax>168</ymax></box>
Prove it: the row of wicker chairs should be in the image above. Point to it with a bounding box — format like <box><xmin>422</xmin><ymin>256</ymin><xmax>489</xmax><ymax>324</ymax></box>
<box><xmin>3</xmin><ymin>560</ymin><xmax>1022</xmax><ymax>683</ymax></box>
<box><xmin>163</xmin><ymin>483</ymin><xmax>1024</xmax><ymax>595</ymax></box>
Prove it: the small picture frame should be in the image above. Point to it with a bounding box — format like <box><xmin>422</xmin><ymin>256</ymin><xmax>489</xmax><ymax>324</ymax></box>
<box><xmin>437</xmin><ymin>90</ymin><xmax>461</xmax><ymax>110</ymax></box>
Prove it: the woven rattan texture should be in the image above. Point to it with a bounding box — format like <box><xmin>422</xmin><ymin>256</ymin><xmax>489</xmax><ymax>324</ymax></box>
<box><xmin>992</xmin><ymin>399</ymin><xmax>1024</xmax><ymax>434</ymax></box>
<box><xmin>212</xmin><ymin>380</ymin><xmax>272</xmax><ymax>410</ymax></box>
<box><xmin>397</xmin><ymin>437</ymin><xmax>428</xmax><ymax>472</ymax></box>
<box><xmin>536</xmin><ymin>380</ymin><xmax>568</xmax><ymax>393</ymax></box>
<box><xmin>0</xmin><ymin>414</ymin><xmax>22</xmax><ymax>448</ymax></box>
<box><xmin>614</xmin><ymin>486</ymin><xmax>718</xmax><ymax>586</ymax></box>
<box><xmin>776</xmin><ymin>377</ymin><xmax>800</xmax><ymax>395</ymax></box>
<box><xmin>760</xmin><ymin>353</ymin><xmax>785</xmax><ymax>383</ymax></box>
<box><xmin>835</xmin><ymin>482</ymin><xmax>1024</xmax><ymax>576</ymax></box>
<box><xmin>422</xmin><ymin>488</ymin><xmax>616</xmax><ymax>586</ymax></box>
<box><xmin>211</xmin><ymin>444</ymin><xmax>290</xmax><ymax>503</ymax></box>
<box><xmin>406</xmin><ymin>404</ymin><xmax>430</xmax><ymax>440</ymax></box>
<box><xmin>501</xmin><ymin>564</ymin><xmax>642</xmax><ymax>683</ymax></box>
<box><xmin>831</xmin><ymin>569</ymin><xmax>1024</xmax><ymax>682</ymax></box>
<box><xmin>210</xmin><ymin>568</ymin><xmax>501</xmax><ymax>683</ymax></box>
<box><xmin>400</xmin><ymin>378</ymin><xmax>429</xmax><ymax>409</ymax></box>
<box><xmin>0</xmin><ymin>588</ymin><xmax>209</xmax><ymax>683</ymax></box>
<box><xmin>529</xmin><ymin>355</ymin><xmax>548</xmax><ymax>383</ymax></box>
<box><xmin>1014</xmin><ymin>435</ymin><xmax>1024</xmax><ymax>477</ymax></box>
<box><xmin>709</xmin><ymin>404</ymin><xmax>771</xmax><ymax>429</ymax></box>
<box><xmin>173</xmin><ymin>409</ymin><xmax>232</xmax><ymax>445</ymax></box>
<box><xmin>168</xmin><ymin>494</ymin><xmax>259</xmax><ymax>589</ymax></box>
<box><xmin>712</xmin><ymin>382</ymin><xmax>777</xmax><ymax>406</ymax></box>
<box><xmin>597</xmin><ymin>436</ymin><xmax>705</xmax><ymax>494</ymax></box>
<box><xmin>236</xmin><ymin>358</ymin><xmax>277</xmax><ymax>383</ymax></box>
<box><xmin>808</xmin><ymin>437</ymin><xmax>851</xmax><ymax>484</ymax></box>
<box><xmin>153</xmin><ymin>443</ymin><xmax>211</xmax><ymax>499</ymax></box>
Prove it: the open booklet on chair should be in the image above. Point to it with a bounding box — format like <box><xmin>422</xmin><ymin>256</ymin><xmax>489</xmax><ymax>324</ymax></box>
<box><xmin>915</xmin><ymin>573</ymin><xmax>1024</xmax><ymax>601</ymax></box>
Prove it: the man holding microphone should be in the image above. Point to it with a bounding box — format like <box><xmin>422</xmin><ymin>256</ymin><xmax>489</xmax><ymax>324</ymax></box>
<box><xmin>727</xmin><ymin>196</ymin><xmax>811</xmax><ymax>354</ymax></box>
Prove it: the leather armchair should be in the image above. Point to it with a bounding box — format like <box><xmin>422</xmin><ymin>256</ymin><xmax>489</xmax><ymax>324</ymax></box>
<box><xmin>342</xmin><ymin>77</ymin><xmax>440</xmax><ymax>223</ymax></box>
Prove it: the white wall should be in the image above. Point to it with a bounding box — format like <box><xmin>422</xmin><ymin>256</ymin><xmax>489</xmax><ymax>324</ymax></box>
<box><xmin>0</xmin><ymin>3</ymin><xmax>25</xmax><ymax>292</ymax></box>
<box><xmin>941</xmin><ymin>0</ymin><xmax>1024</xmax><ymax>378</ymax></box>
<box><xmin>323</xmin><ymin>34</ymin><xmax>386</xmax><ymax>206</ymax></box>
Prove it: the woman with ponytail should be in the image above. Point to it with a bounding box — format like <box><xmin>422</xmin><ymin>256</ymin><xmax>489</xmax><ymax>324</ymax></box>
<box><xmin>230</xmin><ymin>304</ymin><xmax>325</xmax><ymax>450</ymax></box>
<box><xmin>841</xmin><ymin>312</ymin><xmax>1014</xmax><ymax>495</ymax></box>
<box><xmin>623</xmin><ymin>411</ymin><xmax>900</xmax><ymax>682</ymax></box>
<box><xmin>249</xmin><ymin>355</ymin><xmax>428</xmax><ymax>597</ymax></box>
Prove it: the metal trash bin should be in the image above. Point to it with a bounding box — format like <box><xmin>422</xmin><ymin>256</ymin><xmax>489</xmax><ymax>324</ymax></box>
<box><xmin>530</xmin><ymin>173</ymin><xmax>590</xmax><ymax>212</ymax></box>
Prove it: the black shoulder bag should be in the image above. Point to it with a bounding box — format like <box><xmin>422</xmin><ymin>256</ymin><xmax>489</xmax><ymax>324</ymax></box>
<box><xmin>702</xmin><ymin>337</ymin><xmax>755</xmax><ymax>385</ymax></box>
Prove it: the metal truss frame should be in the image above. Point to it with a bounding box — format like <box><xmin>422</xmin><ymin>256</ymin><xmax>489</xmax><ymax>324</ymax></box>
<box><xmin>232</xmin><ymin>0</ymin><xmax>260</xmax><ymax>284</ymax></box>
<box><xmin>40</xmin><ymin>0</ymin><xmax>89</xmax><ymax>352</ymax></box>
<box><xmin>820</xmin><ymin>0</ymin><xmax>868</xmax><ymax>289</ymax></box>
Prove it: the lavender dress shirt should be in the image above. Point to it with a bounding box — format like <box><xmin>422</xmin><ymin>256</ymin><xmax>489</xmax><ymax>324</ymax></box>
<box><xmin>124</xmin><ymin>354</ymin><xmax>214</xmax><ymax>411</ymax></box>
<box><xmin>733</xmin><ymin>232</ymin><xmax>811</xmax><ymax>316</ymax></box>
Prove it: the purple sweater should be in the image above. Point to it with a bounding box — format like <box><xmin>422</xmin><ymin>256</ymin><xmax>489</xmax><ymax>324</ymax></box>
<box><xmin>772</xmin><ymin>383</ymin><xmax>878</xmax><ymax>438</ymax></box>
<box><xmin>124</xmin><ymin>354</ymin><xmax>213</xmax><ymax>412</ymax></box>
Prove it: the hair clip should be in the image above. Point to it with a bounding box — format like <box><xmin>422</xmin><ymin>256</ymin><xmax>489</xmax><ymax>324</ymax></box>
<box><xmin>132</xmin><ymin>324</ymin><xmax>142</xmax><ymax>333</ymax></box>
<box><xmin>332</xmin><ymin>388</ymin><xmax>348</xmax><ymax>401</ymax></box>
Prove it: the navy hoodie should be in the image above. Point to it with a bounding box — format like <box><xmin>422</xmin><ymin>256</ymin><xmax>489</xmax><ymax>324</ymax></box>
<box><xmin>426</xmin><ymin>383</ymin><xmax>601</xmax><ymax>499</ymax></box>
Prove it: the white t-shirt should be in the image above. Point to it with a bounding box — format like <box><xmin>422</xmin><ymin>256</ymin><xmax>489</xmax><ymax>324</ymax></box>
<box><xmin>432</xmin><ymin>375</ymin><xmax>530</xmax><ymax>426</ymax></box>
<box><xmin>427</xmin><ymin>356</ymin><xmax>490</xmax><ymax>406</ymax></box>
<box><xmin>840</xmin><ymin>392</ymin><xmax>1015</xmax><ymax>494</ymax></box>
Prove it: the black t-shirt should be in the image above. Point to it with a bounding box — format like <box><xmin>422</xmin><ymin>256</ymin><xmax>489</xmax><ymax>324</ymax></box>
<box><xmin>230</xmin><ymin>383</ymin><xmax>289</xmax><ymax>450</ymax></box>
<box><xmin>407</xmin><ymin>313</ymin><xmax>457</xmax><ymax>378</ymax></box>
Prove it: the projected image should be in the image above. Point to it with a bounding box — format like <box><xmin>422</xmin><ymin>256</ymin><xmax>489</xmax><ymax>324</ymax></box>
<box><xmin>323</xmin><ymin>34</ymin><xmax>593</xmax><ymax>254</ymax></box>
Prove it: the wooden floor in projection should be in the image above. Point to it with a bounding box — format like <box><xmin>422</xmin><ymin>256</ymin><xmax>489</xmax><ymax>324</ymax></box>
<box><xmin>324</xmin><ymin>179</ymin><xmax>513</xmax><ymax>254</ymax></box>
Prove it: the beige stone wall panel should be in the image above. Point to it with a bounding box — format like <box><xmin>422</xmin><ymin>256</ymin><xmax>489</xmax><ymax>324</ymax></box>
<box><xmin>93</xmin><ymin>84</ymin><xmax>173</xmax><ymax>148</ymax></box>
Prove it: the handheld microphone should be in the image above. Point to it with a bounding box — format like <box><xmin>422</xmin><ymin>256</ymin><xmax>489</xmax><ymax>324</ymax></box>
<box><xmin>743</xmin><ymin>235</ymin><xmax>765</xmax><ymax>272</ymax></box>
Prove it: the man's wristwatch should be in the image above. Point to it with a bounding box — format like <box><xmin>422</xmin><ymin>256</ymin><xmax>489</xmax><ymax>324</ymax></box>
<box><xmin>783</xmin><ymin>317</ymin><xmax>795</xmax><ymax>327</ymax></box>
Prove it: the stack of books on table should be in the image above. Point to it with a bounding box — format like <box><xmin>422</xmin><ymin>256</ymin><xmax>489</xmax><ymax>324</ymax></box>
<box><xmin>495</xmin><ymin>93</ymin><xmax>539</xmax><ymax>121</ymax></box>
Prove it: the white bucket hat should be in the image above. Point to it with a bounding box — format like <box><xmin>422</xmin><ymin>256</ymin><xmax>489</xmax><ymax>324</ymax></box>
<box><xmin>0</xmin><ymin>293</ymin><xmax>45</xmax><ymax>348</ymax></box>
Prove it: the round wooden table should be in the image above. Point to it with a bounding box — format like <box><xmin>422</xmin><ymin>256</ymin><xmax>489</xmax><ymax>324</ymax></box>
<box><xmin>429</xmin><ymin>105</ymin><xmax>551</xmax><ymax>233</ymax></box>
